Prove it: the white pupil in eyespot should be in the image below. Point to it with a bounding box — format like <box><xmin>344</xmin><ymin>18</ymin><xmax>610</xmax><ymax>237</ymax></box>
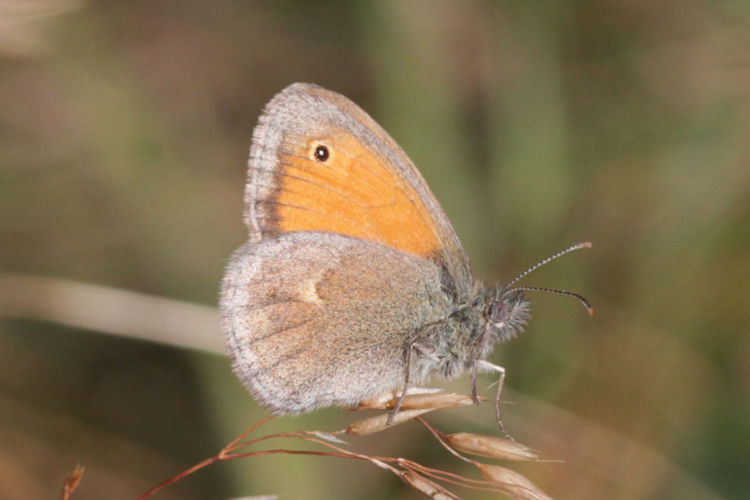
<box><xmin>314</xmin><ymin>145</ymin><xmax>329</xmax><ymax>161</ymax></box>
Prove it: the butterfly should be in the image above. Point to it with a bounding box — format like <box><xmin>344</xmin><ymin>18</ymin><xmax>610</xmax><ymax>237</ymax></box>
<box><xmin>220</xmin><ymin>83</ymin><xmax>591</xmax><ymax>434</ymax></box>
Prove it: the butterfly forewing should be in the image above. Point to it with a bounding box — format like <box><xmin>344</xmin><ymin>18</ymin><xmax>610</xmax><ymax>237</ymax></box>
<box><xmin>245</xmin><ymin>83</ymin><xmax>472</xmax><ymax>294</ymax></box>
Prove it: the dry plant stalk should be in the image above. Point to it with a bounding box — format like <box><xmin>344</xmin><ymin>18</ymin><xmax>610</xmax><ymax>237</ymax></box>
<box><xmin>446</xmin><ymin>433</ymin><xmax>539</xmax><ymax>461</ymax></box>
<box><xmin>358</xmin><ymin>390</ymin><xmax>476</xmax><ymax>411</ymax></box>
<box><xmin>478</xmin><ymin>464</ymin><xmax>553</xmax><ymax>500</ymax></box>
<box><xmin>400</xmin><ymin>470</ymin><xmax>462</xmax><ymax>499</ymax></box>
<box><xmin>60</xmin><ymin>464</ymin><xmax>84</xmax><ymax>500</ymax></box>
<box><xmin>136</xmin><ymin>391</ymin><xmax>553</xmax><ymax>500</ymax></box>
<box><xmin>346</xmin><ymin>408</ymin><xmax>435</xmax><ymax>435</ymax></box>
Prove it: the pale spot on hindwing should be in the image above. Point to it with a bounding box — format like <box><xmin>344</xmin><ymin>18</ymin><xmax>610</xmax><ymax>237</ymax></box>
<box><xmin>298</xmin><ymin>278</ymin><xmax>323</xmax><ymax>305</ymax></box>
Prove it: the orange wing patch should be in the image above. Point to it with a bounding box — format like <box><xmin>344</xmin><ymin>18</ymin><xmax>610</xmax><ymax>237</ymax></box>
<box><xmin>266</xmin><ymin>131</ymin><xmax>442</xmax><ymax>259</ymax></box>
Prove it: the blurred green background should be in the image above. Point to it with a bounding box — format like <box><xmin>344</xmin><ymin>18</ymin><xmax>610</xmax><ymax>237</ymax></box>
<box><xmin>2</xmin><ymin>1</ymin><xmax>749</xmax><ymax>499</ymax></box>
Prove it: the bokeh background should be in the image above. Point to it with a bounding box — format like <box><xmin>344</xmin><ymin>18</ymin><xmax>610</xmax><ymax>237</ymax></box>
<box><xmin>2</xmin><ymin>1</ymin><xmax>749</xmax><ymax>499</ymax></box>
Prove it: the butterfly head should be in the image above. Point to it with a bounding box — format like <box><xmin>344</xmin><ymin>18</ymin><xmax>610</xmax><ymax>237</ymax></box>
<box><xmin>480</xmin><ymin>241</ymin><xmax>594</xmax><ymax>345</ymax></box>
<box><xmin>484</xmin><ymin>288</ymin><xmax>531</xmax><ymax>343</ymax></box>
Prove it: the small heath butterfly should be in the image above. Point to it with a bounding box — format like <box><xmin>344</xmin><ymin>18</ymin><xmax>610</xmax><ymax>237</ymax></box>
<box><xmin>220</xmin><ymin>83</ymin><xmax>591</xmax><ymax>429</ymax></box>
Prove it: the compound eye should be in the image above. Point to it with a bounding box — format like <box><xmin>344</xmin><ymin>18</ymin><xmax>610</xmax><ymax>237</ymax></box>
<box><xmin>490</xmin><ymin>301</ymin><xmax>509</xmax><ymax>325</ymax></box>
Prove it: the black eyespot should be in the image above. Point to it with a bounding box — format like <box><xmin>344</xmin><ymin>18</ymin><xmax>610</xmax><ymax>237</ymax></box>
<box><xmin>314</xmin><ymin>145</ymin><xmax>329</xmax><ymax>162</ymax></box>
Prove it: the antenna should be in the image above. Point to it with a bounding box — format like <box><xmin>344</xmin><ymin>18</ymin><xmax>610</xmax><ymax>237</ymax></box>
<box><xmin>510</xmin><ymin>286</ymin><xmax>594</xmax><ymax>315</ymax></box>
<box><xmin>504</xmin><ymin>241</ymin><xmax>594</xmax><ymax>315</ymax></box>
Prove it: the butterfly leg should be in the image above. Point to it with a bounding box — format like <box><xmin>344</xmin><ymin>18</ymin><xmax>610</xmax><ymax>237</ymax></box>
<box><xmin>387</xmin><ymin>342</ymin><xmax>414</xmax><ymax>425</ymax></box>
<box><xmin>476</xmin><ymin>360</ymin><xmax>515</xmax><ymax>440</ymax></box>
<box><xmin>471</xmin><ymin>359</ymin><xmax>481</xmax><ymax>404</ymax></box>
